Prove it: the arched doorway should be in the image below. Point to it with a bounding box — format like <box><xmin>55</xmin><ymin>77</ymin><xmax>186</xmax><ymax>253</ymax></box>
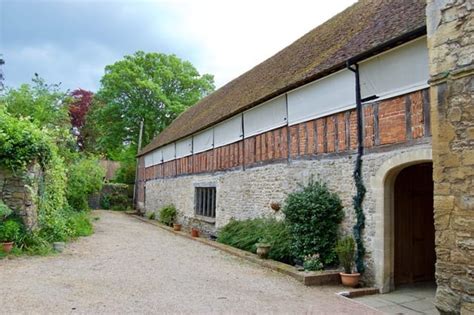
<box><xmin>372</xmin><ymin>148</ymin><xmax>433</xmax><ymax>292</ymax></box>
<box><xmin>394</xmin><ymin>163</ymin><xmax>435</xmax><ymax>286</ymax></box>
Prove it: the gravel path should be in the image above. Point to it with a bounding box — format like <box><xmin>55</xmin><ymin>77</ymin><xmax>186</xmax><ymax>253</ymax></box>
<box><xmin>0</xmin><ymin>211</ymin><xmax>378</xmax><ymax>314</ymax></box>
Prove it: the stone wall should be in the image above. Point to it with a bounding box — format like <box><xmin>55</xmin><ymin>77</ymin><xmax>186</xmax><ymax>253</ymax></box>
<box><xmin>0</xmin><ymin>164</ymin><xmax>41</xmax><ymax>229</ymax></box>
<box><xmin>427</xmin><ymin>0</ymin><xmax>474</xmax><ymax>314</ymax></box>
<box><xmin>145</xmin><ymin>142</ymin><xmax>432</xmax><ymax>286</ymax></box>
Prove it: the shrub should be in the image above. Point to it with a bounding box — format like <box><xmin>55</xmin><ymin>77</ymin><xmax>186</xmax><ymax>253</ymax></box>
<box><xmin>147</xmin><ymin>212</ymin><xmax>156</xmax><ymax>220</ymax></box>
<box><xmin>0</xmin><ymin>219</ymin><xmax>22</xmax><ymax>242</ymax></box>
<box><xmin>99</xmin><ymin>183</ymin><xmax>132</xmax><ymax>211</ymax></box>
<box><xmin>159</xmin><ymin>205</ymin><xmax>176</xmax><ymax>226</ymax></box>
<box><xmin>217</xmin><ymin>218</ymin><xmax>292</xmax><ymax>263</ymax></box>
<box><xmin>0</xmin><ymin>201</ymin><xmax>12</xmax><ymax>221</ymax></box>
<box><xmin>66</xmin><ymin>157</ymin><xmax>105</xmax><ymax>211</ymax></box>
<box><xmin>335</xmin><ymin>236</ymin><xmax>356</xmax><ymax>273</ymax></box>
<box><xmin>113</xmin><ymin>160</ymin><xmax>136</xmax><ymax>185</ymax></box>
<box><xmin>283</xmin><ymin>178</ymin><xmax>344</xmax><ymax>265</ymax></box>
<box><xmin>303</xmin><ymin>253</ymin><xmax>324</xmax><ymax>271</ymax></box>
<box><xmin>16</xmin><ymin>232</ymin><xmax>52</xmax><ymax>255</ymax></box>
<box><xmin>67</xmin><ymin>212</ymin><xmax>93</xmax><ymax>238</ymax></box>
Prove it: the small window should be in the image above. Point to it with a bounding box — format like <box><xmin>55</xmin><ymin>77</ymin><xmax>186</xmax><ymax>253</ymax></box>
<box><xmin>195</xmin><ymin>187</ymin><xmax>216</xmax><ymax>218</ymax></box>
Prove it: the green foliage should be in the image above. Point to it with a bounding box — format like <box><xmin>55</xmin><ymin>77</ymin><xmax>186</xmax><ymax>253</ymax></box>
<box><xmin>335</xmin><ymin>236</ymin><xmax>356</xmax><ymax>274</ymax></box>
<box><xmin>16</xmin><ymin>231</ymin><xmax>53</xmax><ymax>256</ymax></box>
<box><xmin>217</xmin><ymin>218</ymin><xmax>292</xmax><ymax>264</ymax></box>
<box><xmin>159</xmin><ymin>205</ymin><xmax>176</xmax><ymax>226</ymax></box>
<box><xmin>67</xmin><ymin>212</ymin><xmax>93</xmax><ymax>238</ymax></box>
<box><xmin>0</xmin><ymin>201</ymin><xmax>12</xmax><ymax>220</ymax></box>
<box><xmin>1</xmin><ymin>75</ymin><xmax>70</xmax><ymax>131</ymax></box>
<box><xmin>147</xmin><ymin>212</ymin><xmax>156</xmax><ymax>220</ymax></box>
<box><xmin>353</xmin><ymin>155</ymin><xmax>366</xmax><ymax>273</ymax></box>
<box><xmin>0</xmin><ymin>107</ymin><xmax>54</xmax><ymax>170</ymax></box>
<box><xmin>283</xmin><ymin>178</ymin><xmax>344</xmax><ymax>265</ymax></box>
<box><xmin>303</xmin><ymin>253</ymin><xmax>324</xmax><ymax>271</ymax></box>
<box><xmin>0</xmin><ymin>77</ymin><xmax>97</xmax><ymax>258</ymax></box>
<box><xmin>0</xmin><ymin>219</ymin><xmax>22</xmax><ymax>242</ymax></box>
<box><xmin>87</xmin><ymin>51</ymin><xmax>215</xmax><ymax>157</ymax></box>
<box><xmin>111</xmin><ymin>147</ymin><xmax>137</xmax><ymax>185</ymax></box>
<box><xmin>66</xmin><ymin>157</ymin><xmax>105</xmax><ymax>211</ymax></box>
<box><xmin>99</xmin><ymin>183</ymin><xmax>132</xmax><ymax>211</ymax></box>
<box><xmin>100</xmin><ymin>195</ymin><xmax>111</xmax><ymax>210</ymax></box>
<box><xmin>0</xmin><ymin>75</ymin><xmax>77</xmax><ymax>161</ymax></box>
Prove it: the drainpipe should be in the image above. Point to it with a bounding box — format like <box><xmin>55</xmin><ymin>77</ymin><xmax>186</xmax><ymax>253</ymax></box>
<box><xmin>346</xmin><ymin>62</ymin><xmax>367</xmax><ymax>274</ymax></box>
<box><xmin>133</xmin><ymin>119</ymin><xmax>144</xmax><ymax>211</ymax></box>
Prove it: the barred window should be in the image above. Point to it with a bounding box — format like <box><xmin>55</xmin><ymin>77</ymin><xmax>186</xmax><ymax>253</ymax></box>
<box><xmin>195</xmin><ymin>187</ymin><xmax>216</xmax><ymax>218</ymax></box>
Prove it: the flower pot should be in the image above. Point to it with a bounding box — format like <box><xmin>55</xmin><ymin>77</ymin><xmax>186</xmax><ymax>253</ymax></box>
<box><xmin>53</xmin><ymin>242</ymin><xmax>65</xmax><ymax>253</ymax></box>
<box><xmin>256</xmin><ymin>244</ymin><xmax>271</xmax><ymax>259</ymax></box>
<box><xmin>173</xmin><ymin>223</ymin><xmax>182</xmax><ymax>231</ymax></box>
<box><xmin>2</xmin><ymin>242</ymin><xmax>14</xmax><ymax>253</ymax></box>
<box><xmin>191</xmin><ymin>228</ymin><xmax>199</xmax><ymax>237</ymax></box>
<box><xmin>340</xmin><ymin>272</ymin><xmax>360</xmax><ymax>287</ymax></box>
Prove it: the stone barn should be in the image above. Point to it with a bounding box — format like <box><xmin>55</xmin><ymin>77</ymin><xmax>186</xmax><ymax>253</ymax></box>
<box><xmin>136</xmin><ymin>0</ymin><xmax>473</xmax><ymax>313</ymax></box>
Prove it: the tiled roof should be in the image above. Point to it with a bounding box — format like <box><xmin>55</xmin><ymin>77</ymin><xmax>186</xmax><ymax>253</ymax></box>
<box><xmin>140</xmin><ymin>0</ymin><xmax>426</xmax><ymax>155</ymax></box>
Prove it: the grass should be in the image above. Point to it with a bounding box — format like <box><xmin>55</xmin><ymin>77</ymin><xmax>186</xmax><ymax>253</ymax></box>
<box><xmin>0</xmin><ymin>211</ymin><xmax>95</xmax><ymax>259</ymax></box>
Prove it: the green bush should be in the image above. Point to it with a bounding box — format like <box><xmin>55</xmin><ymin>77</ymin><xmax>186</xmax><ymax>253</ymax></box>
<box><xmin>66</xmin><ymin>157</ymin><xmax>105</xmax><ymax>211</ymax></box>
<box><xmin>16</xmin><ymin>231</ymin><xmax>53</xmax><ymax>255</ymax></box>
<box><xmin>159</xmin><ymin>205</ymin><xmax>176</xmax><ymax>226</ymax></box>
<box><xmin>217</xmin><ymin>218</ymin><xmax>292</xmax><ymax>263</ymax></box>
<box><xmin>99</xmin><ymin>183</ymin><xmax>132</xmax><ymax>211</ymax></box>
<box><xmin>303</xmin><ymin>253</ymin><xmax>324</xmax><ymax>271</ymax></box>
<box><xmin>0</xmin><ymin>219</ymin><xmax>22</xmax><ymax>242</ymax></box>
<box><xmin>67</xmin><ymin>212</ymin><xmax>94</xmax><ymax>238</ymax></box>
<box><xmin>335</xmin><ymin>236</ymin><xmax>356</xmax><ymax>273</ymax></box>
<box><xmin>113</xmin><ymin>160</ymin><xmax>136</xmax><ymax>185</ymax></box>
<box><xmin>147</xmin><ymin>212</ymin><xmax>156</xmax><ymax>220</ymax></box>
<box><xmin>283</xmin><ymin>178</ymin><xmax>344</xmax><ymax>265</ymax></box>
<box><xmin>0</xmin><ymin>201</ymin><xmax>12</xmax><ymax>221</ymax></box>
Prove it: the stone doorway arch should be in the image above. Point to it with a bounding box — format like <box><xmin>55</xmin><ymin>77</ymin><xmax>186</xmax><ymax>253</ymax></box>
<box><xmin>370</xmin><ymin>148</ymin><xmax>432</xmax><ymax>293</ymax></box>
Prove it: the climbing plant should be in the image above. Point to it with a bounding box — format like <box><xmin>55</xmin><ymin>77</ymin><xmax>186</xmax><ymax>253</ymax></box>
<box><xmin>352</xmin><ymin>155</ymin><xmax>366</xmax><ymax>274</ymax></box>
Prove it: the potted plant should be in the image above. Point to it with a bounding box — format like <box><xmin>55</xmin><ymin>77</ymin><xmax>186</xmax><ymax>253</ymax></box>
<box><xmin>173</xmin><ymin>222</ymin><xmax>182</xmax><ymax>231</ymax></box>
<box><xmin>335</xmin><ymin>236</ymin><xmax>360</xmax><ymax>287</ymax></box>
<box><xmin>0</xmin><ymin>219</ymin><xmax>21</xmax><ymax>253</ymax></box>
<box><xmin>256</xmin><ymin>238</ymin><xmax>271</xmax><ymax>259</ymax></box>
<box><xmin>191</xmin><ymin>227</ymin><xmax>199</xmax><ymax>237</ymax></box>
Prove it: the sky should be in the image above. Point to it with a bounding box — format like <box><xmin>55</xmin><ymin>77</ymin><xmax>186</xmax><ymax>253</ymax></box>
<box><xmin>1</xmin><ymin>0</ymin><xmax>356</xmax><ymax>92</ymax></box>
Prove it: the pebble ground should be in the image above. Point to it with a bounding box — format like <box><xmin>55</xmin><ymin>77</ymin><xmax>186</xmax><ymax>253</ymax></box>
<box><xmin>0</xmin><ymin>211</ymin><xmax>379</xmax><ymax>314</ymax></box>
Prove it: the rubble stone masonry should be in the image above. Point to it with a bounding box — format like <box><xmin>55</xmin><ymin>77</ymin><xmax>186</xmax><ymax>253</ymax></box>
<box><xmin>0</xmin><ymin>164</ymin><xmax>41</xmax><ymax>230</ymax></box>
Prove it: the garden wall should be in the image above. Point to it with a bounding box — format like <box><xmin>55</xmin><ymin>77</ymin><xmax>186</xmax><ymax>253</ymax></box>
<box><xmin>0</xmin><ymin>164</ymin><xmax>41</xmax><ymax>229</ymax></box>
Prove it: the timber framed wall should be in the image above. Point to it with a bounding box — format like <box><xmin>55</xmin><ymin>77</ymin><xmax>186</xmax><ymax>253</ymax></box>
<box><xmin>138</xmin><ymin>89</ymin><xmax>431</xmax><ymax>182</ymax></box>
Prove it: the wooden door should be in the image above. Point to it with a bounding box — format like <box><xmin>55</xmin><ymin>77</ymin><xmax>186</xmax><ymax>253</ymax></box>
<box><xmin>394</xmin><ymin>163</ymin><xmax>435</xmax><ymax>285</ymax></box>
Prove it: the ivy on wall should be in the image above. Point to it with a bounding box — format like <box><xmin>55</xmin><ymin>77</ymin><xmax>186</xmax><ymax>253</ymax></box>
<box><xmin>0</xmin><ymin>108</ymin><xmax>71</xmax><ymax>241</ymax></box>
<box><xmin>352</xmin><ymin>154</ymin><xmax>366</xmax><ymax>274</ymax></box>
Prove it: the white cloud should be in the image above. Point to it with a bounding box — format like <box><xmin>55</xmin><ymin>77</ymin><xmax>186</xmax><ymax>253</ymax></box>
<box><xmin>3</xmin><ymin>0</ymin><xmax>356</xmax><ymax>91</ymax></box>
<box><xmin>159</xmin><ymin>0</ymin><xmax>356</xmax><ymax>87</ymax></box>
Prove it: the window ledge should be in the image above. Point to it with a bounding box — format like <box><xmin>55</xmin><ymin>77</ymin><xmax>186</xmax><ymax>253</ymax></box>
<box><xmin>194</xmin><ymin>215</ymin><xmax>216</xmax><ymax>224</ymax></box>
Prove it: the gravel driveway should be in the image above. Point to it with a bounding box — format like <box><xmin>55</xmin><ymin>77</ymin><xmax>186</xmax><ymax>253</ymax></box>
<box><xmin>0</xmin><ymin>211</ymin><xmax>378</xmax><ymax>314</ymax></box>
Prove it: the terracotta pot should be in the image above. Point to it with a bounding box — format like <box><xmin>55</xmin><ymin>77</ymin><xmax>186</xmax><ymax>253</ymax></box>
<box><xmin>173</xmin><ymin>223</ymin><xmax>182</xmax><ymax>231</ymax></box>
<box><xmin>340</xmin><ymin>272</ymin><xmax>360</xmax><ymax>287</ymax></box>
<box><xmin>191</xmin><ymin>228</ymin><xmax>199</xmax><ymax>237</ymax></box>
<box><xmin>256</xmin><ymin>244</ymin><xmax>271</xmax><ymax>259</ymax></box>
<box><xmin>2</xmin><ymin>242</ymin><xmax>14</xmax><ymax>253</ymax></box>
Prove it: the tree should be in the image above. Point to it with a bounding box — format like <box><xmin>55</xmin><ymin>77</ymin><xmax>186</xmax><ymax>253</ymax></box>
<box><xmin>0</xmin><ymin>57</ymin><xmax>5</xmax><ymax>92</ymax></box>
<box><xmin>69</xmin><ymin>89</ymin><xmax>93</xmax><ymax>149</ymax></box>
<box><xmin>1</xmin><ymin>74</ymin><xmax>70</xmax><ymax>130</ymax></box>
<box><xmin>88</xmin><ymin>51</ymin><xmax>214</xmax><ymax>157</ymax></box>
<box><xmin>0</xmin><ymin>75</ymin><xmax>77</xmax><ymax>161</ymax></box>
